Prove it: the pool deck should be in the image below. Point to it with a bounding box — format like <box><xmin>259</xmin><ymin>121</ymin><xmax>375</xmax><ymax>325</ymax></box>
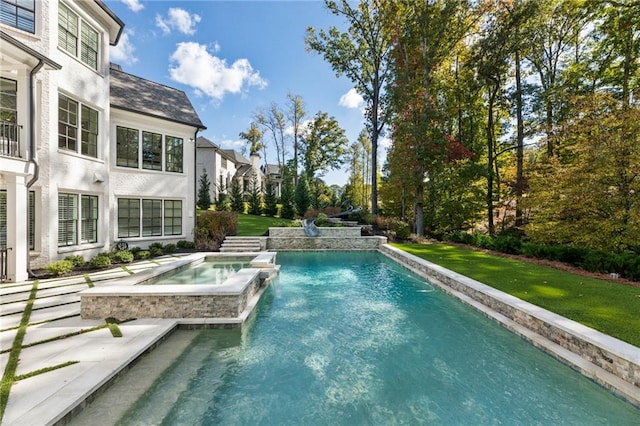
<box><xmin>0</xmin><ymin>254</ymin><xmax>269</xmax><ymax>426</ymax></box>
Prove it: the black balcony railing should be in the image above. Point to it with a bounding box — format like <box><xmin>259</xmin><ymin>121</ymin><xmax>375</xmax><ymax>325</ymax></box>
<box><xmin>0</xmin><ymin>121</ymin><xmax>21</xmax><ymax>158</ymax></box>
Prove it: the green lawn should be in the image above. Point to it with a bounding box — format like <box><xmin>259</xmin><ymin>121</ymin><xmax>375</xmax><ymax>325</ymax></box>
<box><xmin>236</xmin><ymin>214</ymin><xmax>294</xmax><ymax>236</ymax></box>
<box><xmin>392</xmin><ymin>242</ymin><xmax>640</xmax><ymax>348</ymax></box>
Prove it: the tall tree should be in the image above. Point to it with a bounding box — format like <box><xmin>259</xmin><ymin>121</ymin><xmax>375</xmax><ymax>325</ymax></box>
<box><xmin>264</xmin><ymin>179</ymin><xmax>279</xmax><ymax>217</ymax></box>
<box><xmin>385</xmin><ymin>0</ymin><xmax>480</xmax><ymax>236</ymax></box>
<box><xmin>294</xmin><ymin>173</ymin><xmax>312</xmax><ymax>217</ymax></box>
<box><xmin>247</xmin><ymin>171</ymin><xmax>263</xmax><ymax>216</ymax></box>
<box><xmin>280</xmin><ymin>163</ymin><xmax>297</xmax><ymax>219</ymax></box>
<box><xmin>197</xmin><ymin>168</ymin><xmax>212</xmax><ymax>210</ymax></box>
<box><xmin>299</xmin><ymin>111</ymin><xmax>349</xmax><ymax>182</ymax></box>
<box><xmin>287</xmin><ymin>93</ymin><xmax>306</xmax><ymax>184</ymax></box>
<box><xmin>229</xmin><ymin>178</ymin><xmax>245</xmax><ymax>213</ymax></box>
<box><xmin>256</xmin><ymin>103</ymin><xmax>287</xmax><ymax>169</ymax></box>
<box><xmin>306</xmin><ymin>0</ymin><xmax>392</xmax><ymax>214</ymax></box>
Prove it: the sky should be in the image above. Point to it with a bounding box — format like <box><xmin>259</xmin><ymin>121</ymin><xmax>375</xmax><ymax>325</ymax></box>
<box><xmin>104</xmin><ymin>0</ymin><xmax>386</xmax><ymax>186</ymax></box>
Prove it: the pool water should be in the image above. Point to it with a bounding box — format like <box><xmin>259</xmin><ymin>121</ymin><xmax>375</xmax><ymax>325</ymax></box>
<box><xmin>145</xmin><ymin>261</ymin><xmax>249</xmax><ymax>285</ymax></box>
<box><xmin>106</xmin><ymin>252</ymin><xmax>638</xmax><ymax>424</ymax></box>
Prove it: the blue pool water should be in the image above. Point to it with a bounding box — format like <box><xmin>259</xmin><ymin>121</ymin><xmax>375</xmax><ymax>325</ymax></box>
<box><xmin>145</xmin><ymin>261</ymin><xmax>249</xmax><ymax>285</ymax></box>
<box><xmin>117</xmin><ymin>251</ymin><xmax>639</xmax><ymax>424</ymax></box>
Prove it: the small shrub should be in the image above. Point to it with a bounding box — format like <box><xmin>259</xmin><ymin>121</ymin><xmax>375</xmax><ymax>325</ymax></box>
<box><xmin>315</xmin><ymin>213</ymin><xmax>329</xmax><ymax>226</ymax></box>
<box><xmin>136</xmin><ymin>250</ymin><xmax>150</xmax><ymax>260</ymax></box>
<box><xmin>110</xmin><ymin>250</ymin><xmax>134</xmax><ymax>264</ymax></box>
<box><xmin>163</xmin><ymin>243</ymin><xmax>177</xmax><ymax>254</ymax></box>
<box><xmin>149</xmin><ymin>246</ymin><xmax>163</xmax><ymax>257</ymax></box>
<box><xmin>392</xmin><ymin>220</ymin><xmax>411</xmax><ymax>241</ymax></box>
<box><xmin>64</xmin><ymin>255</ymin><xmax>85</xmax><ymax>268</ymax></box>
<box><xmin>148</xmin><ymin>242</ymin><xmax>164</xmax><ymax>251</ymax></box>
<box><xmin>89</xmin><ymin>253</ymin><xmax>112</xmax><ymax>269</ymax></box>
<box><xmin>193</xmin><ymin>227</ymin><xmax>220</xmax><ymax>251</ymax></box>
<box><xmin>46</xmin><ymin>260</ymin><xmax>74</xmax><ymax>277</ymax></box>
<box><xmin>177</xmin><ymin>240</ymin><xmax>195</xmax><ymax>249</ymax></box>
<box><xmin>492</xmin><ymin>236</ymin><xmax>522</xmax><ymax>255</ymax></box>
<box><xmin>129</xmin><ymin>246</ymin><xmax>141</xmax><ymax>256</ymax></box>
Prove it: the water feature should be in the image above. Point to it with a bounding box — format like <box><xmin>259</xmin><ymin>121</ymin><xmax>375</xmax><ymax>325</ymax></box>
<box><xmin>75</xmin><ymin>251</ymin><xmax>640</xmax><ymax>425</ymax></box>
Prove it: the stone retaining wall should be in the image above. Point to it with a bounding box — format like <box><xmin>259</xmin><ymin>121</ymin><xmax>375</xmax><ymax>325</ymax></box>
<box><xmin>269</xmin><ymin>227</ymin><xmax>363</xmax><ymax>238</ymax></box>
<box><xmin>380</xmin><ymin>244</ymin><xmax>640</xmax><ymax>407</ymax></box>
<box><xmin>267</xmin><ymin>236</ymin><xmax>386</xmax><ymax>250</ymax></box>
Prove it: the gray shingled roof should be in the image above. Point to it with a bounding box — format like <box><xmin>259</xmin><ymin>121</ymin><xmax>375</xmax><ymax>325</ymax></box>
<box><xmin>196</xmin><ymin>136</ymin><xmax>218</xmax><ymax>149</ymax></box>
<box><xmin>222</xmin><ymin>149</ymin><xmax>250</xmax><ymax>165</ymax></box>
<box><xmin>110</xmin><ymin>66</ymin><xmax>206</xmax><ymax>129</ymax></box>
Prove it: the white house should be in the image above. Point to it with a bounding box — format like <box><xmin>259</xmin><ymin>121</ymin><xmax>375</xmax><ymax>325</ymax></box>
<box><xmin>0</xmin><ymin>0</ymin><xmax>205</xmax><ymax>283</ymax></box>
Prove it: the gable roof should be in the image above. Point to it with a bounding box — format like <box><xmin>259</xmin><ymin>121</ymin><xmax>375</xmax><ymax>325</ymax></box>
<box><xmin>222</xmin><ymin>149</ymin><xmax>250</xmax><ymax>165</ymax></box>
<box><xmin>110</xmin><ymin>65</ymin><xmax>206</xmax><ymax>130</ymax></box>
<box><xmin>196</xmin><ymin>136</ymin><xmax>218</xmax><ymax>149</ymax></box>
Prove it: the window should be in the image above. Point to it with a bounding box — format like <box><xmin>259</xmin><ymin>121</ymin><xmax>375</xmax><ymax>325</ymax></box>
<box><xmin>118</xmin><ymin>198</ymin><xmax>140</xmax><ymax>238</ymax></box>
<box><xmin>80</xmin><ymin>21</ymin><xmax>98</xmax><ymax>69</ymax></box>
<box><xmin>1</xmin><ymin>0</ymin><xmax>35</xmax><ymax>33</ymax></box>
<box><xmin>81</xmin><ymin>105</ymin><xmax>98</xmax><ymax>157</ymax></box>
<box><xmin>58</xmin><ymin>94</ymin><xmax>98</xmax><ymax>158</ymax></box>
<box><xmin>164</xmin><ymin>200</ymin><xmax>182</xmax><ymax>236</ymax></box>
<box><xmin>116</xmin><ymin>126</ymin><xmax>139</xmax><ymax>168</ymax></box>
<box><xmin>0</xmin><ymin>78</ymin><xmax>17</xmax><ymax>124</ymax></box>
<box><xmin>80</xmin><ymin>195</ymin><xmax>98</xmax><ymax>243</ymax></box>
<box><xmin>221</xmin><ymin>157</ymin><xmax>227</xmax><ymax>170</ymax></box>
<box><xmin>165</xmin><ymin>136</ymin><xmax>183</xmax><ymax>173</ymax></box>
<box><xmin>117</xmin><ymin>198</ymin><xmax>183</xmax><ymax>238</ymax></box>
<box><xmin>58</xmin><ymin>3</ymin><xmax>78</xmax><ymax>56</ymax></box>
<box><xmin>142</xmin><ymin>131</ymin><xmax>162</xmax><ymax>170</ymax></box>
<box><xmin>58</xmin><ymin>193</ymin><xmax>78</xmax><ymax>247</ymax></box>
<box><xmin>58</xmin><ymin>3</ymin><xmax>99</xmax><ymax>70</ymax></box>
<box><xmin>142</xmin><ymin>199</ymin><xmax>162</xmax><ymax>237</ymax></box>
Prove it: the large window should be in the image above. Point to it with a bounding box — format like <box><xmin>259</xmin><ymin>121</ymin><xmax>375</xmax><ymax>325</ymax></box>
<box><xmin>58</xmin><ymin>3</ymin><xmax>99</xmax><ymax>70</ymax></box>
<box><xmin>58</xmin><ymin>94</ymin><xmax>98</xmax><ymax>157</ymax></box>
<box><xmin>1</xmin><ymin>0</ymin><xmax>35</xmax><ymax>33</ymax></box>
<box><xmin>58</xmin><ymin>193</ymin><xmax>97</xmax><ymax>247</ymax></box>
<box><xmin>142</xmin><ymin>199</ymin><xmax>162</xmax><ymax>237</ymax></box>
<box><xmin>0</xmin><ymin>78</ymin><xmax>17</xmax><ymax>124</ymax></box>
<box><xmin>165</xmin><ymin>136</ymin><xmax>183</xmax><ymax>173</ymax></box>
<box><xmin>118</xmin><ymin>198</ymin><xmax>140</xmax><ymax>238</ymax></box>
<box><xmin>164</xmin><ymin>200</ymin><xmax>182</xmax><ymax>236</ymax></box>
<box><xmin>116</xmin><ymin>126</ymin><xmax>139</xmax><ymax>168</ymax></box>
<box><xmin>142</xmin><ymin>131</ymin><xmax>162</xmax><ymax>170</ymax></box>
<box><xmin>118</xmin><ymin>198</ymin><xmax>182</xmax><ymax>238</ymax></box>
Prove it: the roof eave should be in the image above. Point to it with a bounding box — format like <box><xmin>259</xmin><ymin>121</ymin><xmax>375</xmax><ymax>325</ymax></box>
<box><xmin>111</xmin><ymin>105</ymin><xmax>207</xmax><ymax>130</ymax></box>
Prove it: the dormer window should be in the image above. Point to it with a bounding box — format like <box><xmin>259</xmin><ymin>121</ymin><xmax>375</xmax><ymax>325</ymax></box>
<box><xmin>0</xmin><ymin>0</ymin><xmax>35</xmax><ymax>33</ymax></box>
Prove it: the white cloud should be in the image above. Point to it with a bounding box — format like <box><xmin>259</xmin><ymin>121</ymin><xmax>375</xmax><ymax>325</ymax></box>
<box><xmin>120</xmin><ymin>0</ymin><xmax>143</xmax><ymax>12</ymax></box>
<box><xmin>339</xmin><ymin>88</ymin><xmax>364</xmax><ymax>109</ymax></box>
<box><xmin>110</xmin><ymin>31</ymin><xmax>137</xmax><ymax>65</ymax></box>
<box><xmin>156</xmin><ymin>8</ymin><xmax>201</xmax><ymax>35</ymax></box>
<box><xmin>169</xmin><ymin>42</ymin><xmax>267</xmax><ymax>101</ymax></box>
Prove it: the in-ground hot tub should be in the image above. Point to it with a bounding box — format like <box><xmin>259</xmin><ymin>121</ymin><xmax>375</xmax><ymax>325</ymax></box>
<box><xmin>79</xmin><ymin>252</ymin><xmax>279</xmax><ymax>327</ymax></box>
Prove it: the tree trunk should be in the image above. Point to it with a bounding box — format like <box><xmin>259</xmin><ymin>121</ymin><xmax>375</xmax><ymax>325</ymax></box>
<box><xmin>515</xmin><ymin>48</ymin><xmax>524</xmax><ymax>226</ymax></box>
<box><xmin>486</xmin><ymin>81</ymin><xmax>499</xmax><ymax>236</ymax></box>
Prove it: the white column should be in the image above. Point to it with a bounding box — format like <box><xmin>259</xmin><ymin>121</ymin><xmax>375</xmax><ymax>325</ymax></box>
<box><xmin>6</xmin><ymin>174</ymin><xmax>29</xmax><ymax>282</ymax></box>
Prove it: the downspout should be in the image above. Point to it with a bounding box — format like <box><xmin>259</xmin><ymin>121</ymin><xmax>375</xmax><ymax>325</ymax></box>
<box><xmin>26</xmin><ymin>58</ymin><xmax>45</xmax><ymax>278</ymax></box>
<box><xmin>193</xmin><ymin>129</ymin><xmax>200</xmax><ymax>234</ymax></box>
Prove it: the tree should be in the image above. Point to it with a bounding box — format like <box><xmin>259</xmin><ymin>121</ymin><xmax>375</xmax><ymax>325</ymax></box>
<box><xmin>306</xmin><ymin>0</ymin><xmax>392</xmax><ymax>214</ymax></box>
<box><xmin>197</xmin><ymin>168</ymin><xmax>212</xmax><ymax>210</ymax></box>
<box><xmin>264</xmin><ymin>179</ymin><xmax>279</xmax><ymax>217</ymax></box>
<box><xmin>280</xmin><ymin>163</ymin><xmax>297</xmax><ymax>219</ymax></box>
<box><xmin>287</xmin><ymin>93</ymin><xmax>306</xmax><ymax>184</ymax></box>
<box><xmin>256</xmin><ymin>103</ymin><xmax>287</xmax><ymax>169</ymax></box>
<box><xmin>294</xmin><ymin>173</ymin><xmax>312</xmax><ymax>217</ymax></box>
<box><xmin>299</xmin><ymin>111</ymin><xmax>348</xmax><ymax>182</ymax></box>
<box><xmin>239</xmin><ymin>122</ymin><xmax>265</xmax><ymax>157</ymax></box>
<box><xmin>215</xmin><ymin>175</ymin><xmax>231</xmax><ymax>211</ymax></box>
<box><xmin>229</xmin><ymin>178</ymin><xmax>245</xmax><ymax>213</ymax></box>
<box><xmin>247</xmin><ymin>171</ymin><xmax>263</xmax><ymax>216</ymax></box>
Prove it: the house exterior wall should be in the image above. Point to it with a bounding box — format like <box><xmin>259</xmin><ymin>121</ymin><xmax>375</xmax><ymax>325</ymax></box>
<box><xmin>110</xmin><ymin>109</ymin><xmax>197</xmax><ymax>249</ymax></box>
<box><xmin>196</xmin><ymin>147</ymin><xmax>217</xmax><ymax>202</ymax></box>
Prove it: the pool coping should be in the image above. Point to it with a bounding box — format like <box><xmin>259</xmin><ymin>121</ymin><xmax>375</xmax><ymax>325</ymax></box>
<box><xmin>379</xmin><ymin>244</ymin><xmax>640</xmax><ymax>408</ymax></box>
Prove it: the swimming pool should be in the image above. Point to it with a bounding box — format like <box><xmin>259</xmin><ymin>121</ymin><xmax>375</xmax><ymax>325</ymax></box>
<box><xmin>76</xmin><ymin>251</ymin><xmax>640</xmax><ymax>424</ymax></box>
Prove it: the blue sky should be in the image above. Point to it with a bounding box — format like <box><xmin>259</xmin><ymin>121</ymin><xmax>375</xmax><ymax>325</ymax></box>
<box><xmin>105</xmin><ymin>0</ymin><xmax>385</xmax><ymax>186</ymax></box>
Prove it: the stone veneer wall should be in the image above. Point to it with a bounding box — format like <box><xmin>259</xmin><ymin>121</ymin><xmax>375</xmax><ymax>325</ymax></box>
<box><xmin>380</xmin><ymin>244</ymin><xmax>640</xmax><ymax>406</ymax></box>
<box><xmin>269</xmin><ymin>227</ymin><xmax>364</xmax><ymax>238</ymax></box>
<box><xmin>267</xmin><ymin>227</ymin><xmax>385</xmax><ymax>250</ymax></box>
<box><xmin>80</xmin><ymin>276</ymin><xmax>260</xmax><ymax>320</ymax></box>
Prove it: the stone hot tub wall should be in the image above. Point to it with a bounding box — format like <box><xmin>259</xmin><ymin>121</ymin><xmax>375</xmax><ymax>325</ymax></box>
<box><xmin>80</xmin><ymin>269</ymin><xmax>261</xmax><ymax>320</ymax></box>
<box><xmin>380</xmin><ymin>244</ymin><xmax>640</xmax><ymax>408</ymax></box>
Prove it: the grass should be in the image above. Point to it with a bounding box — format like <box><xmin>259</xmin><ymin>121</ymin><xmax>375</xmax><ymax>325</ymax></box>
<box><xmin>236</xmin><ymin>214</ymin><xmax>294</xmax><ymax>236</ymax></box>
<box><xmin>392</xmin><ymin>242</ymin><xmax>640</xmax><ymax>348</ymax></box>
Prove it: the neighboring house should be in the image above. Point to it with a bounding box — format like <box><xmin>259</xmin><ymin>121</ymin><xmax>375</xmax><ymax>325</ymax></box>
<box><xmin>195</xmin><ymin>137</ymin><xmax>267</xmax><ymax>200</ymax></box>
<box><xmin>195</xmin><ymin>136</ymin><xmax>239</xmax><ymax>201</ymax></box>
<box><xmin>262</xmin><ymin>163</ymin><xmax>283</xmax><ymax>198</ymax></box>
<box><xmin>0</xmin><ymin>0</ymin><xmax>205</xmax><ymax>283</ymax></box>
